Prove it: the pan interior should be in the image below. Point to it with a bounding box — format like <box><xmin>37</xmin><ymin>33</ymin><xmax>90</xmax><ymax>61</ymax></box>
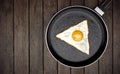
<box><xmin>47</xmin><ymin>6</ymin><xmax>107</xmax><ymax>66</ymax></box>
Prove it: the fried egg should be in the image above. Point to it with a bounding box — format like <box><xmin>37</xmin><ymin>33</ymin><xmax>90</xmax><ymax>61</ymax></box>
<box><xmin>56</xmin><ymin>20</ymin><xmax>89</xmax><ymax>55</ymax></box>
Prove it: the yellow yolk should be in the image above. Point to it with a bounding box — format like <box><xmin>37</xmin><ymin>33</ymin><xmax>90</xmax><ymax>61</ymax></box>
<box><xmin>72</xmin><ymin>30</ymin><xmax>83</xmax><ymax>42</ymax></box>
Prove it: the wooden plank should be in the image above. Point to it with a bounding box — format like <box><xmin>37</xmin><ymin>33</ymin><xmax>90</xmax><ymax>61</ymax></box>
<box><xmin>29</xmin><ymin>0</ymin><xmax>43</xmax><ymax>74</ymax></box>
<box><xmin>85</xmin><ymin>0</ymin><xmax>98</xmax><ymax>8</ymax></box>
<box><xmin>71</xmin><ymin>0</ymin><xmax>84</xmax><ymax>5</ymax></box>
<box><xmin>84</xmin><ymin>0</ymin><xmax>99</xmax><ymax>74</ymax></box>
<box><xmin>58</xmin><ymin>0</ymin><xmax>70</xmax><ymax>9</ymax></box>
<box><xmin>14</xmin><ymin>0</ymin><xmax>29</xmax><ymax>74</ymax></box>
<box><xmin>71</xmin><ymin>68</ymin><xmax>84</xmax><ymax>74</ymax></box>
<box><xmin>71</xmin><ymin>0</ymin><xmax>84</xmax><ymax>74</ymax></box>
<box><xmin>113</xmin><ymin>0</ymin><xmax>120</xmax><ymax>74</ymax></box>
<box><xmin>99</xmin><ymin>0</ymin><xmax>113</xmax><ymax>74</ymax></box>
<box><xmin>85</xmin><ymin>62</ymin><xmax>98</xmax><ymax>74</ymax></box>
<box><xmin>58</xmin><ymin>64</ymin><xmax>70</xmax><ymax>74</ymax></box>
<box><xmin>43</xmin><ymin>0</ymin><xmax>57</xmax><ymax>74</ymax></box>
<box><xmin>57</xmin><ymin>0</ymin><xmax>71</xmax><ymax>74</ymax></box>
<box><xmin>0</xmin><ymin>0</ymin><xmax>13</xmax><ymax>74</ymax></box>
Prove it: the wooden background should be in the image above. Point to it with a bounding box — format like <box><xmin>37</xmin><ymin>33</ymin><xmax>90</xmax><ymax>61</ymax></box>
<box><xmin>0</xmin><ymin>0</ymin><xmax>120</xmax><ymax>74</ymax></box>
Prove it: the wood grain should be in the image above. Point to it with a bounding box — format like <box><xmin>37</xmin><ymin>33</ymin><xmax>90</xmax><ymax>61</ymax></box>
<box><xmin>43</xmin><ymin>0</ymin><xmax>58</xmax><ymax>74</ymax></box>
<box><xmin>113</xmin><ymin>0</ymin><xmax>120</xmax><ymax>74</ymax></box>
<box><xmin>14</xmin><ymin>0</ymin><xmax>29</xmax><ymax>74</ymax></box>
<box><xmin>58</xmin><ymin>0</ymin><xmax>70</xmax><ymax>9</ymax></box>
<box><xmin>71</xmin><ymin>0</ymin><xmax>84</xmax><ymax>74</ymax></box>
<box><xmin>85</xmin><ymin>62</ymin><xmax>98</xmax><ymax>74</ymax></box>
<box><xmin>57</xmin><ymin>0</ymin><xmax>71</xmax><ymax>74</ymax></box>
<box><xmin>71</xmin><ymin>68</ymin><xmax>84</xmax><ymax>74</ymax></box>
<box><xmin>85</xmin><ymin>0</ymin><xmax>98</xmax><ymax>8</ymax></box>
<box><xmin>58</xmin><ymin>64</ymin><xmax>70</xmax><ymax>74</ymax></box>
<box><xmin>0</xmin><ymin>0</ymin><xmax>13</xmax><ymax>74</ymax></box>
<box><xmin>99</xmin><ymin>0</ymin><xmax>113</xmax><ymax>74</ymax></box>
<box><xmin>71</xmin><ymin>0</ymin><xmax>84</xmax><ymax>5</ymax></box>
<box><xmin>84</xmin><ymin>0</ymin><xmax>99</xmax><ymax>74</ymax></box>
<box><xmin>29</xmin><ymin>0</ymin><xmax>43</xmax><ymax>74</ymax></box>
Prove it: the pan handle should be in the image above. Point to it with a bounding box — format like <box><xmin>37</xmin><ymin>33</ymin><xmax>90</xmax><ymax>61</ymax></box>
<box><xmin>94</xmin><ymin>0</ymin><xmax>112</xmax><ymax>16</ymax></box>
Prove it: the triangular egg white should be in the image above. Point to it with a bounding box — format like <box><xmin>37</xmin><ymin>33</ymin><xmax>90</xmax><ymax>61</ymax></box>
<box><xmin>56</xmin><ymin>20</ymin><xmax>89</xmax><ymax>55</ymax></box>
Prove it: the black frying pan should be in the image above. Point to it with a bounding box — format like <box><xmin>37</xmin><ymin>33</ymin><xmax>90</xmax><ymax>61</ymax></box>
<box><xmin>46</xmin><ymin>0</ymin><xmax>112</xmax><ymax>67</ymax></box>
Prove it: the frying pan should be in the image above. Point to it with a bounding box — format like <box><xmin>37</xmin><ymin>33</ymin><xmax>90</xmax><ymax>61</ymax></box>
<box><xmin>46</xmin><ymin>0</ymin><xmax>112</xmax><ymax>67</ymax></box>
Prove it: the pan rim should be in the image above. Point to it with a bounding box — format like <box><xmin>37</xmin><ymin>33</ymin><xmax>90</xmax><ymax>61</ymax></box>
<box><xmin>45</xmin><ymin>5</ymin><xmax>109</xmax><ymax>68</ymax></box>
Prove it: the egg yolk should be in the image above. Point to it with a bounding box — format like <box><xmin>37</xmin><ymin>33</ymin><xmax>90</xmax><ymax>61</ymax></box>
<box><xmin>72</xmin><ymin>30</ymin><xmax>83</xmax><ymax>42</ymax></box>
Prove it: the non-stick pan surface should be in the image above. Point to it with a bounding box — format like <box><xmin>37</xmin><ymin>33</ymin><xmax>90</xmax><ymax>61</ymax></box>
<box><xmin>46</xmin><ymin>6</ymin><xmax>108</xmax><ymax>67</ymax></box>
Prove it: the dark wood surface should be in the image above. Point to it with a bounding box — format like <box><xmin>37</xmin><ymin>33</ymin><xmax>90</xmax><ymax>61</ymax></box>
<box><xmin>0</xmin><ymin>0</ymin><xmax>119</xmax><ymax>74</ymax></box>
